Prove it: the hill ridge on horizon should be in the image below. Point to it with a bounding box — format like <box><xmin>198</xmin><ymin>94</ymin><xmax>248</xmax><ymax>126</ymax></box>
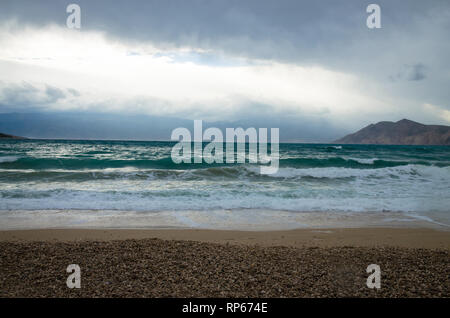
<box><xmin>0</xmin><ymin>132</ymin><xmax>26</xmax><ymax>139</ymax></box>
<box><xmin>2</xmin><ymin>116</ymin><xmax>450</xmax><ymax>145</ymax></box>
<box><xmin>335</xmin><ymin>119</ymin><xmax>450</xmax><ymax>145</ymax></box>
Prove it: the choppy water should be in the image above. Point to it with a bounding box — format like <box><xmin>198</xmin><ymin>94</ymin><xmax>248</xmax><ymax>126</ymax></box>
<box><xmin>0</xmin><ymin>139</ymin><xmax>449</xmax><ymax>229</ymax></box>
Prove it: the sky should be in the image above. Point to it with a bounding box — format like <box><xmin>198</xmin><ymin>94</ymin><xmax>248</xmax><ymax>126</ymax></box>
<box><xmin>0</xmin><ymin>0</ymin><xmax>449</xmax><ymax>141</ymax></box>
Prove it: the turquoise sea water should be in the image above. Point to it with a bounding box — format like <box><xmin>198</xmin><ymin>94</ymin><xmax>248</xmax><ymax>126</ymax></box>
<box><xmin>0</xmin><ymin>139</ymin><xmax>449</xmax><ymax>229</ymax></box>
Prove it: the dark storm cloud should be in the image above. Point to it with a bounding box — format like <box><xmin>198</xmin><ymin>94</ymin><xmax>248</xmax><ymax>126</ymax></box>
<box><xmin>0</xmin><ymin>0</ymin><xmax>447</xmax><ymax>62</ymax></box>
<box><xmin>2</xmin><ymin>1</ymin><xmax>449</xmax><ymax>94</ymax></box>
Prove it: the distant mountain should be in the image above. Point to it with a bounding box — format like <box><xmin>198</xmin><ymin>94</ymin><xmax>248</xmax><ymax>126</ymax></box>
<box><xmin>0</xmin><ymin>132</ymin><xmax>26</xmax><ymax>139</ymax></box>
<box><xmin>0</xmin><ymin>112</ymin><xmax>192</xmax><ymax>141</ymax></box>
<box><xmin>0</xmin><ymin>112</ymin><xmax>343</xmax><ymax>142</ymax></box>
<box><xmin>334</xmin><ymin>119</ymin><xmax>450</xmax><ymax>145</ymax></box>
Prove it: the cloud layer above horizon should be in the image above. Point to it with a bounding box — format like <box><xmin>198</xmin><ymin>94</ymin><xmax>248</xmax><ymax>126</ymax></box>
<box><xmin>0</xmin><ymin>0</ymin><xmax>449</xmax><ymax>141</ymax></box>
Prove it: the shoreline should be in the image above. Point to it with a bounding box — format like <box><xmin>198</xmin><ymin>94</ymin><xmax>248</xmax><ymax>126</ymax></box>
<box><xmin>1</xmin><ymin>227</ymin><xmax>449</xmax><ymax>249</ymax></box>
<box><xmin>1</xmin><ymin>209</ymin><xmax>449</xmax><ymax>232</ymax></box>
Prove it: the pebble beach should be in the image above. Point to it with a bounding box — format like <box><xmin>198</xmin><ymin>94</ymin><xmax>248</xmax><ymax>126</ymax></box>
<box><xmin>0</xmin><ymin>229</ymin><xmax>449</xmax><ymax>298</ymax></box>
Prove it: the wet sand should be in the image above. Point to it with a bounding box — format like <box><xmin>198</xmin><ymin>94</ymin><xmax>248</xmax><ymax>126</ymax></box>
<box><xmin>0</xmin><ymin>227</ymin><xmax>449</xmax><ymax>248</ymax></box>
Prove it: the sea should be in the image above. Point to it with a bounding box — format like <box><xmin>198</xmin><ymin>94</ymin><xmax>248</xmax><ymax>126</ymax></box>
<box><xmin>0</xmin><ymin>139</ymin><xmax>449</xmax><ymax>230</ymax></box>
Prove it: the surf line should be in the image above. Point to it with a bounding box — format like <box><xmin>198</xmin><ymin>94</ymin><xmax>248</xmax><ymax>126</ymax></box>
<box><xmin>171</xmin><ymin>120</ymin><xmax>279</xmax><ymax>174</ymax></box>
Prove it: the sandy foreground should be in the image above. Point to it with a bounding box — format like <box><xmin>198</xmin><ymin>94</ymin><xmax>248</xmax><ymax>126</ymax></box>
<box><xmin>0</xmin><ymin>228</ymin><xmax>449</xmax><ymax>297</ymax></box>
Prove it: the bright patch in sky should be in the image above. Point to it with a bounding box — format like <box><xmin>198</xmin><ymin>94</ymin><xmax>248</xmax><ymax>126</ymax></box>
<box><xmin>0</xmin><ymin>24</ymin><xmax>392</xmax><ymax>124</ymax></box>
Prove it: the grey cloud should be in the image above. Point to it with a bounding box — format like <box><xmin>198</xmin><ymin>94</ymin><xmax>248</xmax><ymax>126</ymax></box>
<box><xmin>411</xmin><ymin>72</ymin><xmax>426</xmax><ymax>82</ymax></box>
<box><xmin>0</xmin><ymin>82</ymin><xmax>43</xmax><ymax>112</ymax></box>
<box><xmin>389</xmin><ymin>64</ymin><xmax>427</xmax><ymax>82</ymax></box>
<box><xmin>2</xmin><ymin>1</ymin><xmax>449</xmax><ymax>84</ymax></box>
<box><xmin>1</xmin><ymin>1</ymin><xmax>447</xmax><ymax>62</ymax></box>
<box><xmin>67</xmin><ymin>88</ymin><xmax>81</xmax><ymax>97</ymax></box>
<box><xmin>408</xmin><ymin>64</ymin><xmax>427</xmax><ymax>81</ymax></box>
<box><xmin>45</xmin><ymin>85</ymin><xmax>66</xmax><ymax>100</ymax></box>
<box><xmin>0</xmin><ymin>82</ymin><xmax>72</xmax><ymax>112</ymax></box>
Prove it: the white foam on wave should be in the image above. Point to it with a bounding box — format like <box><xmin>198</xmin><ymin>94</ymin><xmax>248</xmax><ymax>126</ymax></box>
<box><xmin>1</xmin><ymin>185</ymin><xmax>449</xmax><ymax>214</ymax></box>
<box><xmin>249</xmin><ymin>164</ymin><xmax>450</xmax><ymax>180</ymax></box>
<box><xmin>1</xmin><ymin>162</ymin><xmax>449</xmax><ymax>228</ymax></box>
<box><xmin>0</xmin><ymin>156</ymin><xmax>20</xmax><ymax>163</ymax></box>
<box><xmin>346</xmin><ymin>157</ymin><xmax>378</xmax><ymax>164</ymax></box>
